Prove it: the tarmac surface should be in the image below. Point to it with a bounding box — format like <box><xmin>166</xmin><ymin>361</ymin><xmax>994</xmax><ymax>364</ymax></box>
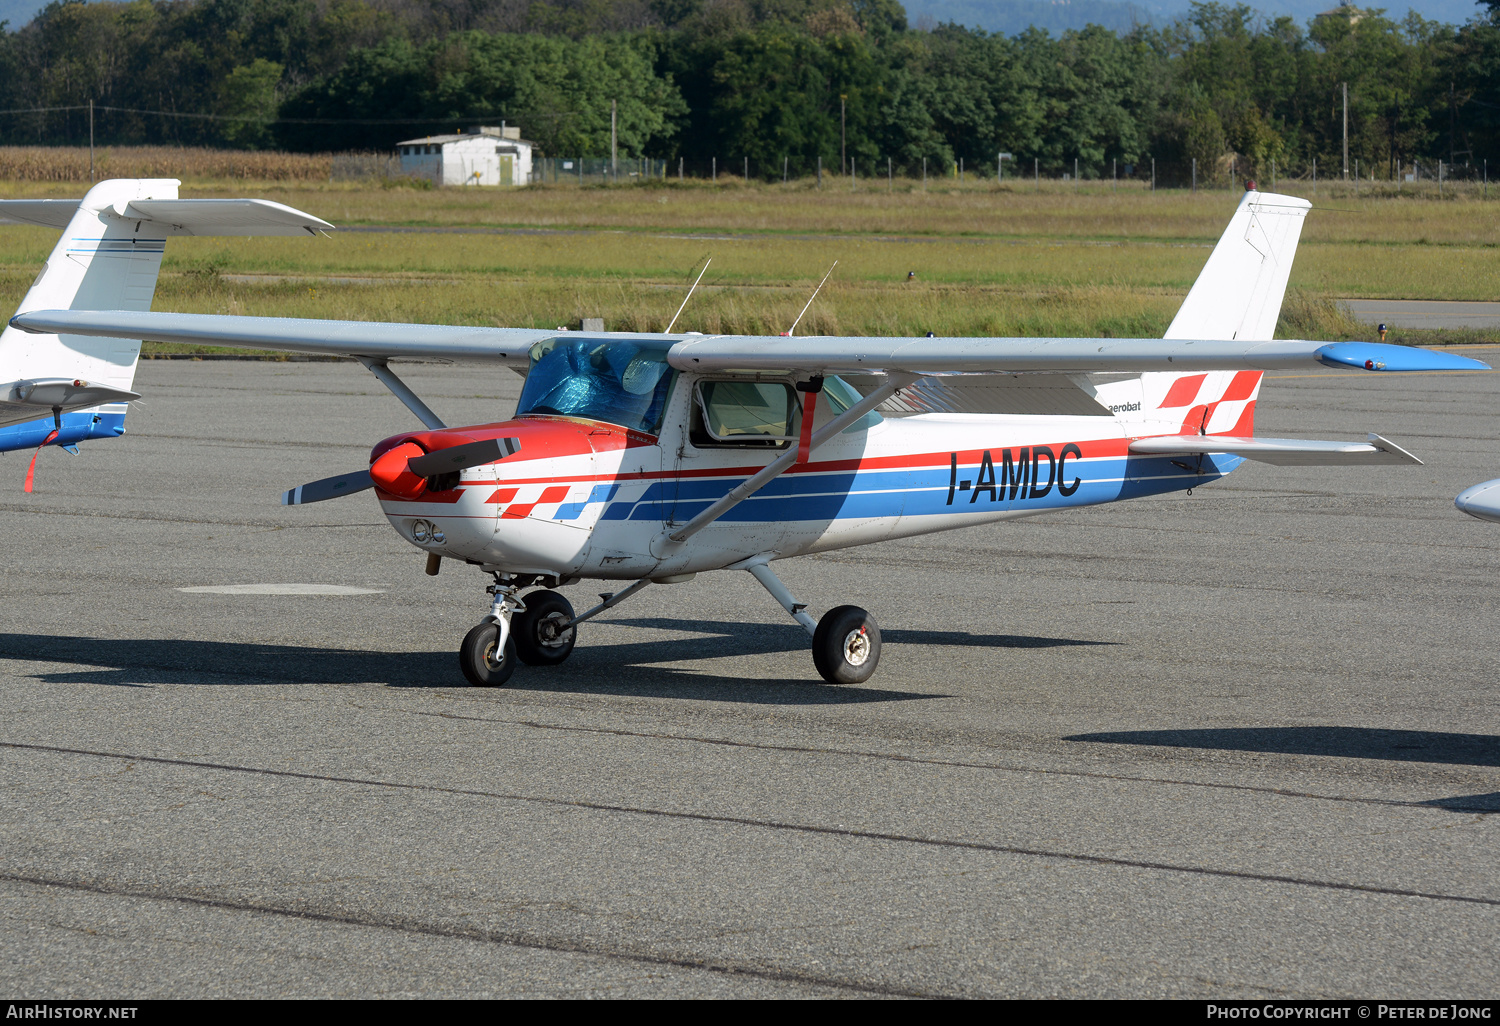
<box><xmin>1</xmin><ymin>357</ymin><xmax>1498</xmax><ymax>999</ymax></box>
<box><xmin>1343</xmin><ymin>299</ymin><xmax>1500</xmax><ymax>331</ymax></box>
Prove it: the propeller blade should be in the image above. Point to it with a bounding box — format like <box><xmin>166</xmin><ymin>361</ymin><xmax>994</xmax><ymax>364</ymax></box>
<box><xmin>407</xmin><ymin>436</ymin><xmax>521</xmax><ymax>477</ymax></box>
<box><xmin>282</xmin><ymin>469</ymin><xmax>375</xmax><ymax>505</ymax></box>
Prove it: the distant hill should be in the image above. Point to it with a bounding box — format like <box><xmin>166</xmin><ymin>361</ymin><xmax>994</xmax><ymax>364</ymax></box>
<box><xmin>901</xmin><ymin>0</ymin><xmax>1489</xmax><ymax>33</ymax></box>
<box><xmin>0</xmin><ymin>0</ymin><xmax>43</xmax><ymax>27</ymax></box>
<box><xmin>0</xmin><ymin>0</ymin><xmax>1489</xmax><ymax>33</ymax></box>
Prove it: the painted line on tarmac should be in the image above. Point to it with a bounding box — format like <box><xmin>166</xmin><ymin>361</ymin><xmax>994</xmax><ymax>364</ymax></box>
<box><xmin>0</xmin><ymin>870</ymin><xmax>938</xmax><ymax>999</ymax></box>
<box><xmin>5</xmin><ymin>740</ymin><xmax>1499</xmax><ymax>908</ymax></box>
<box><xmin>397</xmin><ymin>709</ymin><xmax>1500</xmax><ymax>816</ymax></box>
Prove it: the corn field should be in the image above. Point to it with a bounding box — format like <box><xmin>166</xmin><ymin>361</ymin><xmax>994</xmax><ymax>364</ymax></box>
<box><xmin>0</xmin><ymin>146</ymin><xmax>334</xmax><ymax>182</ymax></box>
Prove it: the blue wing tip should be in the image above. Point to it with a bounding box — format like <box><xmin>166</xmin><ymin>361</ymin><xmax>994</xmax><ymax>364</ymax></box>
<box><xmin>1315</xmin><ymin>341</ymin><xmax>1491</xmax><ymax>372</ymax></box>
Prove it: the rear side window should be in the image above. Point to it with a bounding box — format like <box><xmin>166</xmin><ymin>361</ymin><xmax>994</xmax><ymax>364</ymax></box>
<box><xmin>691</xmin><ymin>381</ymin><xmax>796</xmax><ymax>449</ymax></box>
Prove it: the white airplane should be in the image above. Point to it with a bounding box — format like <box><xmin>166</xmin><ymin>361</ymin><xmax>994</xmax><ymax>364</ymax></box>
<box><xmin>0</xmin><ymin>178</ymin><xmax>332</xmax><ymax>486</ymax></box>
<box><xmin>6</xmin><ymin>182</ymin><xmax>1489</xmax><ymax>686</ymax></box>
<box><xmin>1456</xmin><ymin>479</ymin><xmax>1500</xmax><ymax>522</ymax></box>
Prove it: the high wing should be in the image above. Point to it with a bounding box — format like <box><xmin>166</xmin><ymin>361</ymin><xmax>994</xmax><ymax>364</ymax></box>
<box><xmin>8</xmin><ymin>309</ymin><xmax>549</xmax><ymax>363</ymax></box>
<box><xmin>7</xmin><ymin>310</ymin><xmax>1489</xmax><ymax>376</ymax></box>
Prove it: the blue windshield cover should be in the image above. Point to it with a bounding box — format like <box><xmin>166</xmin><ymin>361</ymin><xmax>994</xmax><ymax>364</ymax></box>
<box><xmin>516</xmin><ymin>338</ymin><xmax>676</xmax><ymax>434</ymax></box>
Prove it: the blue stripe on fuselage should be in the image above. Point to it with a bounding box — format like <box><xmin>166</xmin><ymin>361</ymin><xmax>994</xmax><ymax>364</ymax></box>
<box><xmin>598</xmin><ymin>453</ymin><xmax>1244</xmax><ymax>524</ymax></box>
<box><xmin>0</xmin><ymin>408</ymin><xmax>127</xmax><ymax>453</ymax></box>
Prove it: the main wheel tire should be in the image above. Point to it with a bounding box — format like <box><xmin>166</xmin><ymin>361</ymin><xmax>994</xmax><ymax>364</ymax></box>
<box><xmin>513</xmin><ymin>590</ymin><xmax>577</xmax><ymax>666</ymax></box>
<box><xmin>459</xmin><ymin>621</ymin><xmax>517</xmax><ymax>687</ymax></box>
<box><xmin>811</xmin><ymin>605</ymin><xmax>881</xmax><ymax>684</ymax></box>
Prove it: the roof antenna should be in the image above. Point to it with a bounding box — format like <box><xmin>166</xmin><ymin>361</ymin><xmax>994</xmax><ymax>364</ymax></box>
<box><xmin>665</xmin><ymin>257</ymin><xmax>711</xmax><ymax>334</ymax></box>
<box><xmin>786</xmin><ymin>260</ymin><xmax>837</xmax><ymax>337</ymax></box>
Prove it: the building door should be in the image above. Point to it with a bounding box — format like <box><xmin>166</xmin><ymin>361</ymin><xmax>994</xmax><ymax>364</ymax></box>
<box><xmin>498</xmin><ymin>154</ymin><xmax>514</xmax><ymax>187</ymax></box>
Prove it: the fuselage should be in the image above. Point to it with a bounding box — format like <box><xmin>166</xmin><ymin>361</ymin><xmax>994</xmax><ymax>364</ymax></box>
<box><xmin>371</xmin><ymin>343</ymin><xmax>1255</xmax><ymax>581</ymax></box>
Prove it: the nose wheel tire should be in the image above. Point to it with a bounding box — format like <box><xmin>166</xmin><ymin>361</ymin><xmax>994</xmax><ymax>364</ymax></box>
<box><xmin>513</xmin><ymin>591</ymin><xmax>577</xmax><ymax>666</ymax></box>
<box><xmin>459</xmin><ymin>621</ymin><xmax>517</xmax><ymax>687</ymax></box>
<box><xmin>812</xmin><ymin>605</ymin><xmax>881</xmax><ymax>684</ymax></box>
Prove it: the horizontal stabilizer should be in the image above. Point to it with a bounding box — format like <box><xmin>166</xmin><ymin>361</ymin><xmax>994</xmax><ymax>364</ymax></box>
<box><xmin>407</xmin><ymin>436</ymin><xmax>521</xmax><ymax>476</ymax></box>
<box><xmin>1455</xmin><ymin>479</ymin><xmax>1500</xmax><ymax>522</ymax></box>
<box><xmin>282</xmin><ymin>470</ymin><xmax>374</xmax><ymax>505</ymax></box>
<box><xmin>1129</xmin><ymin>432</ymin><xmax>1421</xmax><ymax>466</ymax></box>
<box><xmin>0</xmin><ymin>196</ymin><xmax>334</xmax><ymax>236</ymax></box>
<box><xmin>0</xmin><ymin>200</ymin><xmax>84</xmax><ymax>229</ymax></box>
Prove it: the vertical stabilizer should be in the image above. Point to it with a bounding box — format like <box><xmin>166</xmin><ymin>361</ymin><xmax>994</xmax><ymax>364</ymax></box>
<box><xmin>0</xmin><ymin>178</ymin><xmax>180</xmax><ymax>429</ymax></box>
<box><xmin>1164</xmin><ymin>190</ymin><xmax>1311</xmax><ymax>343</ymax></box>
<box><xmin>0</xmin><ymin>181</ymin><xmax>334</xmax><ymax>442</ymax></box>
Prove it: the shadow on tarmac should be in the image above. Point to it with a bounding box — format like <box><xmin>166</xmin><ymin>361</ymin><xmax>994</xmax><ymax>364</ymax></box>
<box><xmin>1066</xmin><ymin>726</ymin><xmax>1500</xmax><ymax>768</ymax></box>
<box><xmin>0</xmin><ymin>622</ymin><xmax>1111</xmax><ymax>702</ymax></box>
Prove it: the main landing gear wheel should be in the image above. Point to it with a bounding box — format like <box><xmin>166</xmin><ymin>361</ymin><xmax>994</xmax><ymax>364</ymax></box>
<box><xmin>460</xmin><ymin>621</ymin><xmax>517</xmax><ymax>687</ymax></box>
<box><xmin>513</xmin><ymin>591</ymin><xmax>577</xmax><ymax>666</ymax></box>
<box><xmin>812</xmin><ymin>605</ymin><xmax>881</xmax><ymax>685</ymax></box>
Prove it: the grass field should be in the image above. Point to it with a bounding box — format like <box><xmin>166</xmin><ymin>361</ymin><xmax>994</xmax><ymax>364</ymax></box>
<box><xmin>1</xmin><ymin>170</ymin><xmax>1495</xmax><ymax>352</ymax></box>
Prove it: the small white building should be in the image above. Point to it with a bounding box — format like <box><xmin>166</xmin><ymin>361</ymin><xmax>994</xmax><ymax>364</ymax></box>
<box><xmin>395</xmin><ymin>125</ymin><xmax>534</xmax><ymax>187</ymax></box>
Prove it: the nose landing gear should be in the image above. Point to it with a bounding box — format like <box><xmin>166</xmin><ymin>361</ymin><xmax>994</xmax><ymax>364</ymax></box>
<box><xmin>459</xmin><ymin>577</ymin><xmax>581</xmax><ymax>686</ymax></box>
<box><xmin>459</xmin><ymin>577</ymin><xmax>523</xmax><ymax>687</ymax></box>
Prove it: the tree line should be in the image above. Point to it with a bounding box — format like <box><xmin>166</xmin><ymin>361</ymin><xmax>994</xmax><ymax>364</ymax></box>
<box><xmin>2</xmin><ymin>0</ymin><xmax>1499</xmax><ymax>183</ymax></box>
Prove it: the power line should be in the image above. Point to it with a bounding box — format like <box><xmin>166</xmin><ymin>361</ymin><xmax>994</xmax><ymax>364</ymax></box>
<box><xmin>0</xmin><ymin>103</ymin><xmax>511</xmax><ymax>125</ymax></box>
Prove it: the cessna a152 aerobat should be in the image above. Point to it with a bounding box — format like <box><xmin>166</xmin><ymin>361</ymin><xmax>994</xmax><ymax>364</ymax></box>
<box><xmin>4</xmin><ymin>179</ymin><xmax>1489</xmax><ymax>686</ymax></box>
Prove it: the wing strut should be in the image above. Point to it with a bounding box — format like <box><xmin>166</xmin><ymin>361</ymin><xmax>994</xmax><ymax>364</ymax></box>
<box><xmin>658</xmin><ymin>373</ymin><xmax>912</xmax><ymax>549</ymax></box>
<box><xmin>356</xmin><ymin>356</ymin><xmax>446</xmax><ymax>430</ymax></box>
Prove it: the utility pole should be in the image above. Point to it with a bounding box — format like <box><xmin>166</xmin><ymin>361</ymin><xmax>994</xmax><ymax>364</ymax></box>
<box><xmin>88</xmin><ymin>100</ymin><xmax>94</xmax><ymax>183</ymax></box>
<box><xmin>840</xmin><ymin>95</ymin><xmax>847</xmax><ymax>177</ymax></box>
<box><xmin>1342</xmin><ymin>82</ymin><xmax>1349</xmax><ymax>180</ymax></box>
<box><xmin>610</xmin><ymin>100</ymin><xmax>617</xmax><ymax>183</ymax></box>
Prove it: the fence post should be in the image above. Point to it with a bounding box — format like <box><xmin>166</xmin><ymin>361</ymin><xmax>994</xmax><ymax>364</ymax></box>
<box><xmin>1035</xmin><ymin>157</ymin><xmax>1039</xmax><ymax>192</ymax></box>
<box><xmin>1151</xmin><ymin>157</ymin><xmax>1155</xmax><ymax>192</ymax></box>
<box><xmin>1112</xmin><ymin>158</ymin><xmax>1116</xmax><ymax>192</ymax></box>
<box><xmin>922</xmin><ymin>156</ymin><xmax>926</xmax><ymax>190</ymax></box>
<box><xmin>713</xmin><ymin>157</ymin><xmax>716</xmax><ymax>182</ymax></box>
<box><xmin>888</xmin><ymin>156</ymin><xmax>892</xmax><ymax>190</ymax></box>
<box><xmin>679</xmin><ymin>157</ymin><xmax>683</xmax><ymax>181</ymax></box>
<box><xmin>818</xmin><ymin>156</ymin><xmax>822</xmax><ymax>188</ymax></box>
<box><xmin>784</xmin><ymin>156</ymin><xmax>788</xmax><ymax>184</ymax></box>
<box><xmin>852</xmin><ymin>157</ymin><xmax>856</xmax><ymax>191</ymax></box>
<box><xmin>744</xmin><ymin>156</ymin><xmax>748</xmax><ymax>183</ymax></box>
<box><xmin>1192</xmin><ymin>158</ymin><xmax>1196</xmax><ymax>193</ymax></box>
<box><xmin>1074</xmin><ymin>157</ymin><xmax>1079</xmax><ymax>186</ymax></box>
<box><xmin>1313</xmin><ymin>157</ymin><xmax>1316</xmax><ymax>197</ymax></box>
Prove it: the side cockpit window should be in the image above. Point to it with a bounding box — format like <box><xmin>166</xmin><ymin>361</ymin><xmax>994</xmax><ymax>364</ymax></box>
<box><xmin>691</xmin><ymin>380</ymin><xmax>797</xmax><ymax>449</ymax></box>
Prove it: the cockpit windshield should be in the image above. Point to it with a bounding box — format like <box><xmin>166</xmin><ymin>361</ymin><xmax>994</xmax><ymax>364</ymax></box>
<box><xmin>515</xmin><ymin>338</ymin><xmax>677</xmax><ymax>435</ymax></box>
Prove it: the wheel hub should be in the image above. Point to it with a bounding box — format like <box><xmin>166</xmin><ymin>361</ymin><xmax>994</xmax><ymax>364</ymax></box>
<box><xmin>537</xmin><ymin>612</ymin><xmax>574</xmax><ymax>648</ymax></box>
<box><xmin>482</xmin><ymin>638</ymin><xmax>505</xmax><ymax>671</ymax></box>
<box><xmin>842</xmin><ymin>626</ymin><xmax>870</xmax><ymax>667</ymax></box>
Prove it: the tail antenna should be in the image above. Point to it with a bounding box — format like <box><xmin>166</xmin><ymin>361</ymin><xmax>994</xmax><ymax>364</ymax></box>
<box><xmin>787</xmin><ymin>260</ymin><xmax>838</xmax><ymax>338</ymax></box>
<box><xmin>664</xmin><ymin>257</ymin><xmax>712</xmax><ymax>334</ymax></box>
<box><xmin>23</xmin><ymin>405</ymin><xmax>62</xmax><ymax>495</ymax></box>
